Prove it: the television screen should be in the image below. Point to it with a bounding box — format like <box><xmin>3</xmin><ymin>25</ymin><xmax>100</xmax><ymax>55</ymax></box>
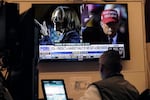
<box><xmin>33</xmin><ymin>3</ymin><xmax>130</xmax><ymax>61</ymax></box>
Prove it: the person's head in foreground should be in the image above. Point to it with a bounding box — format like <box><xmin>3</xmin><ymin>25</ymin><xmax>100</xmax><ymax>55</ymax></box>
<box><xmin>99</xmin><ymin>50</ymin><xmax>122</xmax><ymax>79</ymax></box>
<box><xmin>79</xmin><ymin>50</ymin><xmax>139</xmax><ymax>100</ymax></box>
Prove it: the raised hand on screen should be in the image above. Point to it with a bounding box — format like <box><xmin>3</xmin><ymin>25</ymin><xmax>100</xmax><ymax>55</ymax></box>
<box><xmin>34</xmin><ymin>19</ymin><xmax>49</xmax><ymax>36</ymax></box>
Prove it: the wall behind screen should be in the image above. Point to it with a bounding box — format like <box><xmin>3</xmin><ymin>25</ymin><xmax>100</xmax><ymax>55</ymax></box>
<box><xmin>6</xmin><ymin>0</ymin><xmax>147</xmax><ymax>100</ymax></box>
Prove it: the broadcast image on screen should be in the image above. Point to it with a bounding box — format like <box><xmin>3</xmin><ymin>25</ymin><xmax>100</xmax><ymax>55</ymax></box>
<box><xmin>33</xmin><ymin>3</ymin><xmax>130</xmax><ymax>61</ymax></box>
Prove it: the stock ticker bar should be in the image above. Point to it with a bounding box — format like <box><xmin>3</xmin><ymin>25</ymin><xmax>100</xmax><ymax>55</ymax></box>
<box><xmin>39</xmin><ymin>44</ymin><xmax>125</xmax><ymax>61</ymax></box>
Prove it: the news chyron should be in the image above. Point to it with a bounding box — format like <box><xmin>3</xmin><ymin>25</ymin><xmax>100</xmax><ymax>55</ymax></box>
<box><xmin>39</xmin><ymin>43</ymin><xmax>125</xmax><ymax>61</ymax></box>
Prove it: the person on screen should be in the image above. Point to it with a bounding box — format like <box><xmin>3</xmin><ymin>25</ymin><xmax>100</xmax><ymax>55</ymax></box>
<box><xmin>81</xmin><ymin>4</ymin><xmax>104</xmax><ymax>43</ymax></box>
<box><xmin>51</xmin><ymin>6</ymin><xmax>81</xmax><ymax>43</ymax></box>
<box><xmin>100</xmin><ymin>9</ymin><xmax>127</xmax><ymax>44</ymax></box>
<box><xmin>79</xmin><ymin>50</ymin><xmax>139</xmax><ymax>100</ymax></box>
<box><xmin>35</xmin><ymin>6</ymin><xmax>81</xmax><ymax>44</ymax></box>
<box><xmin>104</xmin><ymin>4</ymin><xmax>128</xmax><ymax>35</ymax></box>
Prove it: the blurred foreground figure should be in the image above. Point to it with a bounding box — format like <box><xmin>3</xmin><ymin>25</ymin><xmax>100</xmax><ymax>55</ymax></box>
<box><xmin>0</xmin><ymin>57</ymin><xmax>13</xmax><ymax>100</ymax></box>
<box><xmin>79</xmin><ymin>50</ymin><xmax>139</xmax><ymax>100</ymax></box>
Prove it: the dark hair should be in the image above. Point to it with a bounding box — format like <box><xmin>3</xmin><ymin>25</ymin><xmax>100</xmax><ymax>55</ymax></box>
<box><xmin>99</xmin><ymin>50</ymin><xmax>122</xmax><ymax>73</ymax></box>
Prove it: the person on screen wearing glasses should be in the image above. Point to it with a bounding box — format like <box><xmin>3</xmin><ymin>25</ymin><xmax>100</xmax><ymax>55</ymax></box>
<box><xmin>100</xmin><ymin>9</ymin><xmax>127</xmax><ymax>44</ymax></box>
<box><xmin>35</xmin><ymin>6</ymin><xmax>81</xmax><ymax>44</ymax></box>
<box><xmin>79</xmin><ymin>50</ymin><xmax>139</xmax><ymax>100</ymax></box>
<box><xmin>51</xmin><ymin>6</ymin><xmax>81</xmax><ymax>43</ymax></box>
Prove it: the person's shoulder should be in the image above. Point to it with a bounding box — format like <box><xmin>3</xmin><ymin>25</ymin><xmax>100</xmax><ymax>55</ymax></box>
<box><xmin>78</xmin><ymin>83</ymin><xmax>102</xmax><ymax>100</ymax></box>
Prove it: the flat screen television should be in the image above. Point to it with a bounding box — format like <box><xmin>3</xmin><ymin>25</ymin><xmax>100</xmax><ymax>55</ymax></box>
<box><xmin>33</xmin><ymin>3</ymin><xmax>130</xmax><ymax>61</ymax></box>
